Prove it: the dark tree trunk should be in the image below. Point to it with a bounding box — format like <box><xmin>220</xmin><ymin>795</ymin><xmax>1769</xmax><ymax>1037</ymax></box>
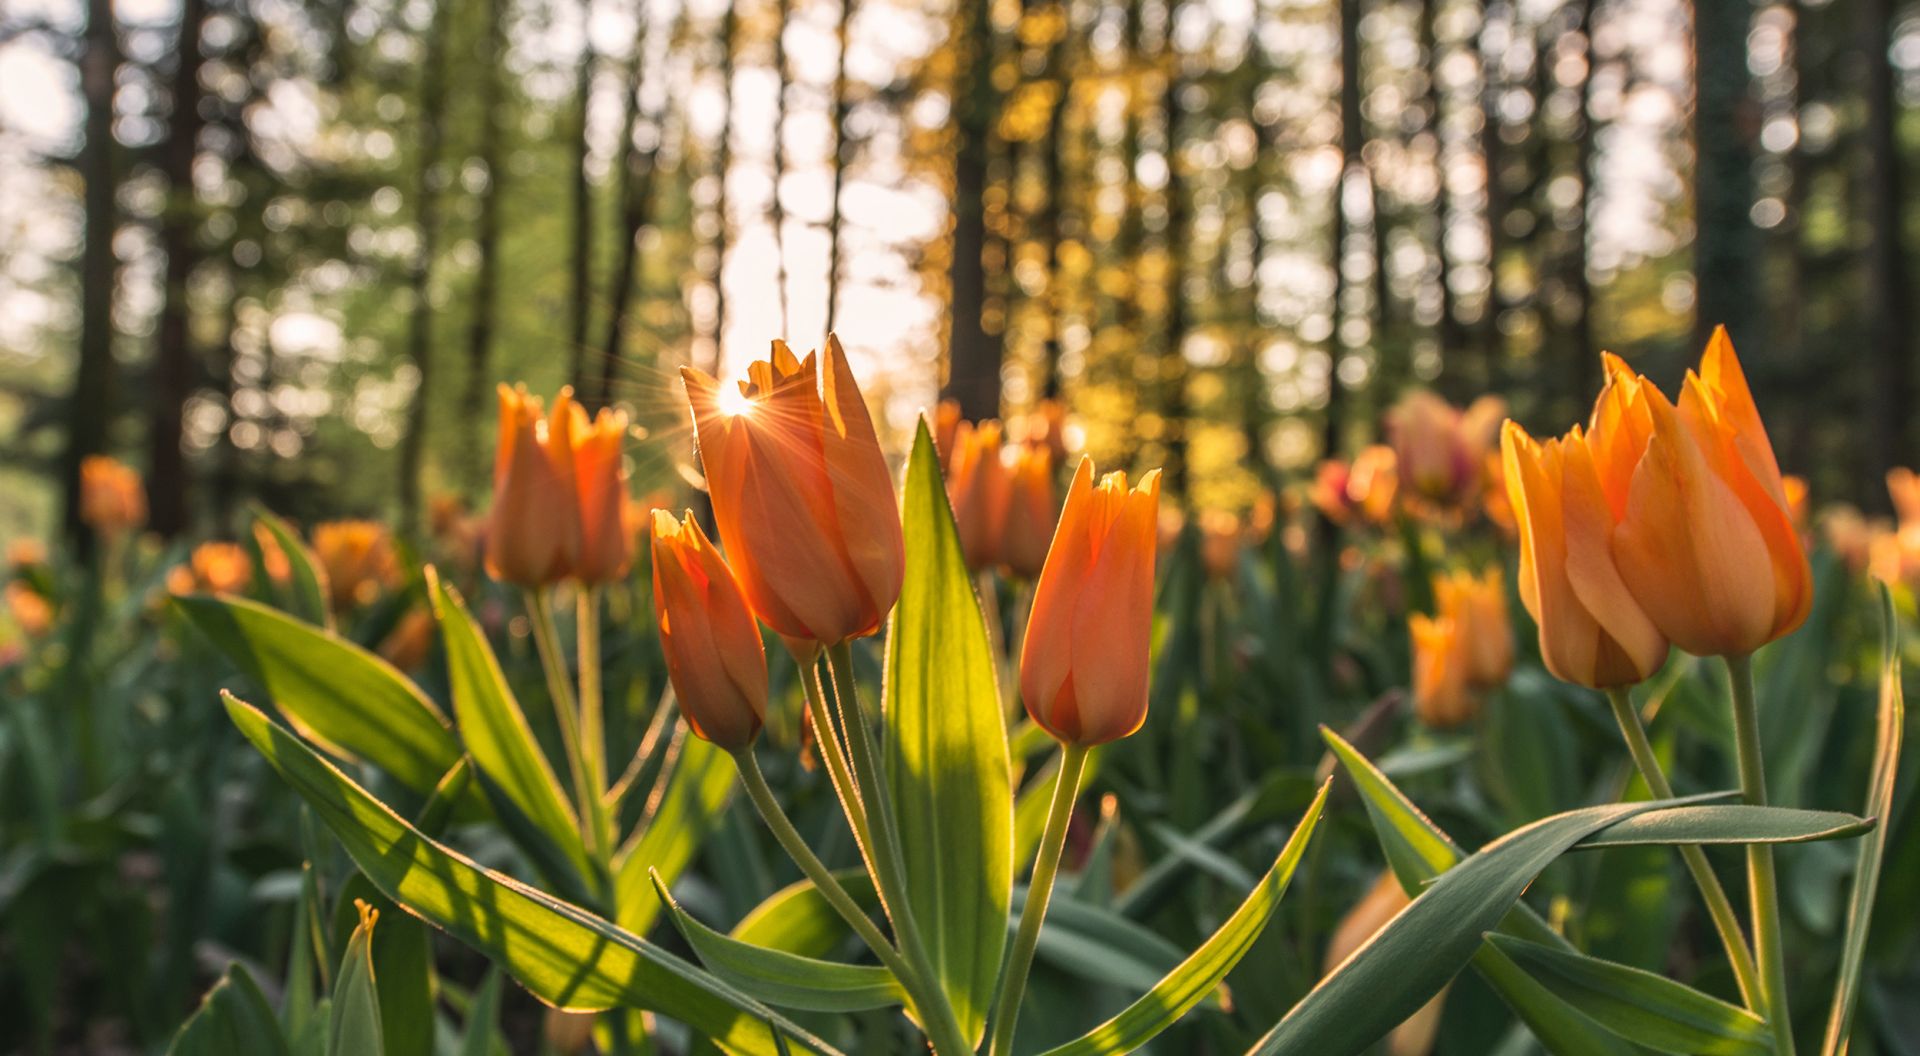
<box><xmin>771</xmin><ymin>0</ymin><xmax>791</xmax><ymax>335</ymax></box>
<box><xmin>708</xmin><ymin>1</ymin><xmax>735</xmax><ymax>372</ymax></box>
<box><xmin>1691</xmin><ymin>0</ymin><xmax>1760</xmax><ymax>353</ymax></box>
<box><xmin>396</xmin><ymin>0</ymin><xmax>451</xmax><ymax>532</ymax></box>
<box><xmin>1421</xmin><ymin>0</ymin><xmax>1468</xmax><ymax>388</ymax></box>
<box><xmin>825</xmin><ymin>0</ymin><xmax>855</xmax><ymax>334</ymax></box>
<box><xmin>943</xmin><ymin>0</ymin><xmax>999</xmax><ymax>420</ymax></box>
<box><xmin>1476</xmin><ymin>0</ymin><xmax>1507</xmax><ymax>393</ymax></box>
<box><xmin>147</xmin><ymin>0</ymin><xmax>208</xmax><ymax>537</ymax></box>
<box><xmin>1569</xmin><ymin>0</ymin><xmax>1598</xmax><ymax>402</ymax></box>
<box><xmin>1326</xmin><ymin>0</ymin><xmax>1361</xmax><ymax>459</ymax></box>
<box><xmin>597</xmin><ymin>7</ymin><xmax>655</xmax><ymax>410</ymax></box>
<box><xmin>570</xmin><ymin>3</ymin><xmax>597</xmax><ymax>393</ymax></box>
<box><xmin>1863</xmin><ymin>0</ymin><xmax>1911</xmax><ymax>480</ymax></box>
<box><xmin>62</xmin><ymin>0</ymin><xmax>120</xmax><ymax>548</ymax></box>
<box><xmin>462</xmin><ymin>0</ymin><xmax>507</xmax><ymax>473</ymax></box>
<box><xmin>1033</xmin><ymin>0</ymin><xmax>1068</xmax><ymax>401</ymax></box>
<box><xmin>1162</xmin><ymin>26</ymin><xmax>1190</xmax><ymax>494</ymax></box>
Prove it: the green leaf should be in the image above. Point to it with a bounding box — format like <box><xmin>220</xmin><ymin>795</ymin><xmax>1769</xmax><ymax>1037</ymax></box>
<box><xmin>882</xmin><ymin>420</ymin><xmax>1014</xmax><ymax>1045</ymax></box>
<box><xmin>330</xmin><ymin>901</ymin><xmax>385</xmax><ymax>1056</ymax></box>
<box><xmin>613</xmin><ymin>731</ymin><xmax>736</xmax><ymax>935</ymax></box>
<box><xmin>1819</xmin><ymin>583</ymin><xmax>1905</xmax><ymax>1056</ymax></box>
<box><xmin>331</xmin><ymin>879</ymin><xmax>435</xmax><ymax>1056</ymax></box>
<box><xmin>168</xmin><ymin>964</ymin><xmax>290</xmax><ymax>1056</ymax></box>
<box><xmin>428</xmin><ymin>570</ymin><xmax>588</xmax><ymax>876</ymax></box>
<box><xmin>174</xmin><ymin>594</ymin><xmax>460</xmax><ymax>795</ymax></box>
<box><xmin>1468</xmin><ymin>945</ymin><xmax>1646</xmax><ymax>1056</ymax></box>
<box><xmin>223</xmin><ymin>694</ymin><xmax>844</xmax><ymax>1056</ymax></box>
<box><xmin>1038</xmin><ymin>780</ymin><xmax>1329</xmax><ymax>1056</ymax></box>
<box><xmin>733</xmin><ymin>869</ymin><xmax>878</xmax><ymax>956</ymax></box>
<box><xmin>252</xmin><ymin>506</ymin><xmax>334</xmax><ymax>629</ymax></box>
<box><xmin>654</xmin><ymin>871</ymin><xmax>909</xmax><ymax>1012</ymax></box>
<box><xmin>1485</xmin><ymin>934</ymin><xmax>1770</xmax><ymax>1056</ymax></box>
<box><xmin>1020</xmin><ymin>888</ymin><xmax>1205</xmax><ymax>1000</ymax></box>
<box><xmin>1575</xmin><ymin>805</ymin><xmax>1872</xmax><ymax>849</ymax></box>
<box><xmin>457</xmin><ymin>969</ymin><xmax>505</xmax><ymax>1056</ymax></box>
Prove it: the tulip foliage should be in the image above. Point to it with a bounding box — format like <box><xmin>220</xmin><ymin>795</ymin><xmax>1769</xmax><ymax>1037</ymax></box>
<box><xmin>93</xmin><ymin>333</ymin><xmax>1900</xmax><ymax>1056</ymax></box>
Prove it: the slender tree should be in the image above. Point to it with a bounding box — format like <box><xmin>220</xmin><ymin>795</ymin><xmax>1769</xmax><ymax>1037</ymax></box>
<box><xmin>708</xmin><ymin>0</ymin><xmax>736</xmax><ymax>371</ymax></box>
<box><xmin>770</xmin><ymin>0</ymin><xmax>791</xmax><ymax>335</ymax></box>
<box><xmin>61</xmin><ymin>0</ymin><xmax>121</xmax><ymax>547</ymax></box>
<box><xmin>1862</xmin><ymin>0</ymin><xmax>1911</xmax><ymax>478</ymax></box>
<box><xmin>396</xmin><ymin>0</ymin><xmax>453</xmax><ymax>532</ymax></box>
<box><xmin>825</xmin><ymin>0</ymin><xmax>855</xmax><ymax>333</ymax></box>
<box><xmin>147</xmin><ymin>0</ymin><xmax>209</xmax><ymax>537</ymax></box>
<box><xmin>570</xmin><ymin>0</ymin><xmax>598</xmax><ymax>392</ymax></box>
<box><xmin>1421</xmin><ymin>0</ymin><xmax>1469</xmax><ymax>385</ymax></box>
<box><xmin>1476</xmin><ymin>0</ymin><xmax>1508</xmax><ymax>392</ymax></box>
<box><xmin>1691</xmin><ymin>0</ymin><xmax>1760</xmax><ymax>352</ymax></box>
<box><xmin>944</xmin><ymin>0</ymin><xmax>1000</xmax><ymax>420</ymax></box>
<box><xmin>463</xmin><ymin>0</ymin><xmax>510</xmax><ymax>477</ymax></box>
<box><xmin>1326</xmin><ymin>0</ymin><xmax>1362</xmax><ymax>458</ymax></box>
<box><xmin>1161</xmin><ymin>2</ymin><xmax>1190</xmax><ymax>493</ymax></box>
<box><xmin>597</xmin><ymin>0</ymin><xmax>656</xmax><ymax>409</ymax></box>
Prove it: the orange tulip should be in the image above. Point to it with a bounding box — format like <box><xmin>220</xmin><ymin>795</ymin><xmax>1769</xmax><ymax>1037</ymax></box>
<box><xmin>79</xmin><ymin>455</ymin><xmax>146</xmax><ymax>538</ymax></box>
<box><xmin>1199</xmin><ymin>510</ymin><xmax>1243</xmax><ymax>581</ymax></box>
<box><xmin>7</xmin><ymin>538</ymin><xmax>47</xmax><ymax>571</ymax></box>
<box><xmin>250</xmin><ymin>523</ymin><xmax>293</xmax><ymax>585</ymax></box>
<box><xmin>651</xmin><ymin>509</ymin><xmax>767</xmax><ymax>750</ymax></box>
<box><xmin>1387</xmin><ymin>390</ymin><xmax>1478</xmax><ymax>506</ymax></box>
<box><xmin>487</xmin><ymin>386</ymin><xmax>581</xmax><ymax>588</ymax></box>
<box><xmin>1008</xmin><ymin>398</ymin><xmax>1071</xmax><ymax>466</ymax></box>
<box><xmin>313</xmin><ymin>520</ymin><xmax>399</xmax><ymax>609</ymax></box>
<box><xmin>948</xmin><ymin>419</ymin><xmax>1012</xmax><ymax>572</ymax></box>
<box><xmin>379</xmin><ymin>605</ymin><xmax>438</xmax><ymax>671</ymax></box>
<box><xmin>681</xmin><ymin>336</ymin><xmax>904</xmax><ymax>646</ymax></box>
<box><xmin>1432</xmin><ymin>567</ymin><xmax>1513</xmax><ymax>690</ymax></box>
<box><xmin>1889</xmin><ymin>467</ymin><xmax>1920</xmax><ymax>532</ymax></box>
<box><xmin>1019</xmin><ymin>459</ymin><xmax>1161</xmax><ymax>747</ymax></box>
<box><xmin>169</xmin><ymin>541</ymin><xmax>253</xmax><ymax>596</ymax></box>
<box><xmin>6</xmin><ymin>581</ymin><xmax>54</xmax><ymax>638</ymax></box>
<box><xmin>1409</xmin><ymin>613</ymin><xmax>1476</xmax><ymax>728</ymax></box>
<box><xmin>1326</xmin><ymin>873</ymin><xmax>1446</xmax><ymax>1056</ymax></box>
<box><xmin>1350</xmin><ymin>445</ymin><xmax>1400</xmax><ymax>523</ymax></box>
<box><xmin>1501</xmin><ymin>422</ymin><xmax>1670</xmax><ymax>688</ymax></box>
<box><xmin>1597</xmin><ymin>332</ymin><xmax>1812</xmax><ymax>656</ymax></box>
<box><xmin>933</xmin><ymin>398</ymin><xmax>963</xmax><ymax>470</ymax></box>
<box><xmin>571</xmin><ymin>403</ymin><xmax>634</xmax><ymax>584</ymax></box>
<box><xmin>1819</xmin><ymin>506</ymin><xmax>1878</xmax><ymax>578</ymax></box>
<box><xmin>1002</xmin><ymin>444</ymin><xmax>1057</xmax><ymax>580</ymax></box>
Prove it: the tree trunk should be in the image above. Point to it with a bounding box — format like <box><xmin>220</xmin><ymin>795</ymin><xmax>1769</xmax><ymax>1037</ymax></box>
<box><xmin>1162</xmin><ymin>27</ymin><xmax>1190</xmax><ymax>494</ymax></box>
<box><xmin>147</xmin><ymin>0</ymin><xmax>208</xmax><ymax>538</ymax></box>
<box><xmin>396</xmin><ymin>0</ymin><xmax>451</xmax><ymax>533</ymax></box>
<box><xmin>943</xmin><ymin>0</ymin><xmax>999</xmax><ymax>420</ymax></box>
<box><xmin>771</xmin><ymin>0</ymin><xmax>791</xmax><ymax>336</ymax></box>
<box><xmin>1421</xmin><ymin>0</ymin><xmax>1469</xmax><ymax>390</ymax></box>
<box><xmin>596</xmin><ymin>5</ymin><xmax>655</xmax><ymax>410</ymax></box>
<box><xmin>1326</xmin><ymin>0</ymin><xmax>1361</xmax><ymax>459</ymax></box>
<box><xmin>825</xmin><ymin>0</ymin><xmax>855</xmax><ymax>335</ymax></box>
<box><xmin>1568</xmin><ymin>0</ymin><xmax>1598</xmax><ymax>403</ymax></box>
<box><xmin>1863</xmin><ymin>0</ymin><xmax>1910</xmax><ymax>482</ymax></box>
<box><xmin>462</xmin><ymin>0</ymin><xmax>507</xmax><ymax>475</ymax></box>
<box><xmin>1475</xmin><ymin>0</ymin><xmax>1506</xmax><ymax>393</ymax></box>
<box><xmin>570</xmin><ymin>1</ymin><xmax>597</xmax><ymax>393</ymax></box>
<box><xmin>1033</xmin><ymin>0</ymin><xmax>1068</xmax><ymax>401</ymax></box>
<box><xmin>62</xmin><ymin>0</ymin><xmax>121</xmax><ymax>548</ymax></box>
<box><xmin>1691</xmin><ymin>0</ymin><xmax>1760</xmax><ymax>354</ymax></box>
<box><xmin>707</xmin><ymin>1</ymin><xmax>736</xmax><ymax>372</ymax></box>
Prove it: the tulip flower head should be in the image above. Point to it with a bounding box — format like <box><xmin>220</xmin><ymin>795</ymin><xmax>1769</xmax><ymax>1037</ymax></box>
<box><xmin>5</xmin><ymin>582</ymin><xmax>53</xmax><ymax>638</ymax></box>
<box><xmin>168</xmin><ymin>541</ymin><xmax>254</xmax><ymax>597</ymax></box>
<box><xmin>1409</xmin><ymin>612</ymin><xmax>1476</xmax><ymax>728</ymax></box>
<box><xmin>1199</xmin><ymin>510</ymin><xmax>1243</xmax><ymax>581</ymax></box>
<box><xmin>570</xmin><ymin>402</ymin><xmax>634</xmax><ymax>584</ymax></box>
<box><xmin>1326</xmin><ymin>873</ymin><xmax>1446</xmax><ymax>1056</ymax></box>
<box><xmin>1388</xmin><ymin>390</ymin><xmax>1479</xmax><ymax>507</ymax></box>
<box><xmin>1432</xmin><ymin>567</ymin><xmax>1514</xmax><ymax>690</ymax></box>
<box><xmin>314</xmin><ymin>520</ymin><xmax>400</xmax><ymax>609</ymax></box>
<box><xmin>1001</xmin><ymin>444</ymin><xmax>1057</xmax><ymax>580</ymax></box>
<box><xmin>487</xmin><ymin>386</ymin><xmax>583</xmax><ymax>588</ymax></box>
<box><xmin>79</xmin><ymin>455</ymin><xmax>147</xmax><ymax>539</ymax></box>
<box><xmin>947</xmin><ymin>419</ymin><xmax>1012</xmax><ymax>572</ymax></box>
<box><xmin>1019</xmin><ymin>459</ymin><xmax>1161</xmax><ymax>747</ymax></box>
<box><xmin>651</xmin><ymin>509</ymin><xmax>768</xmax><ymax>751</ymax></box>
<box><xmin>681</xmin><ymin>336</ymin><xmax>904</xmax><ymax>646</ymax></box>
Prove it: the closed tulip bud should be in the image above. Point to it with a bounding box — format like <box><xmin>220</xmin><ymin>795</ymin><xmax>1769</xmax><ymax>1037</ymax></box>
<box><xmin>487</xmin><ymin>385</ymin><xmax>581</xmax><ymax>588</ymax></box>
<box><xmin>1432</xmin><ymin>567</ymin><xmax>1513</xmax><ymax>690</ymax></box>
<box><xmin>1502</xmin><ymin>421</ymin><xmax>1670</xmax><ymax>688</ymax></box>
<box><xmin>314</xmin><ymin>520</ymin><xmax>400</xmax><ymax>609</ymax></box>
<box><xmin>933</xmin><ymin>398</ymin><xmax>964</xmax><ymax>470</ymax></box>
<box><xmin>1009</xmin><ymin>398</ymin><xmax>1071</xmax><ymax>466</ymax></box>
<box><xmin>681</xmin><ymin>336</ymin><xmax>904</xmax><ymax>646</ymax></box>
<box><xmin>1002</xmin><ymin>444</ymin><xmax>1057</xmax><ymax>580</ymax></box>
<box><xmin>1599</xmin><ymin>332</ymin><xmax>1812</xmax><ymax>656</ymax></box>
<box><xmin>79</xmin><ymin>455</ymin><xmax>147</xmax><ymax>538</ymax></box>
<box><xmin>1888</xmin><ymin>467</ymin><xmax>1920</xmax><ymax>532</ymax></box>
<box><xmin>8</xmin><ymin>538</ymin><xmax>47</xmax><ymax>571</ymax></box>
<box><xmin>1326</xmin><ymin>873</ymin><xmax>1446</xmax><ymax>1056</ymax></box>
<box><xmin>948</xmin><ymin>419</ymin><xmax>1012</xmax><ymax>572</ymax></box>
<box><xmin>169</xmin><ymin>541</ymin><xmax>253</xmax><ymax>597</ymax></box>
<box><xmin>1020</xmin><ymin>459</ymin><xmax>1161</xmax><ymax>747</ymax></box>
<box><xmin>571</xmin><ymin>402</ymin><xmax>634</xmax><ymax>584</ymax></box>
<box><xmin>1819</xmin><ymin>506</ymin><xmax>1877</xmax><ymax>577</ymax></box>
<box><xmin>1388</xmin><ymin>390</ymin><xmax>1478</xmax><ymax>506</ymax></box>
<box><xmin>1311</xmin><ymin>459</ymin><xmax>1358</xmax><ymax>525</ymax></box>
<box><xmin>1409</xmin><ymin>613</ymin><xmax>1477</xmax><ymax>728</ymax></box>
<box><xmin>378</xmin><ymin>605</ymin><xmax>438</xmax><ymax>672</ymax></box>
<box><xmin>1349</xmin><ymin>444</ymin><xmax>1400</xmax><ymax>523</ymax></box>
<box><xmin>5</xmin><ymin>581</ymin><xmax>54</xmax><ymax>638</ymax></box>
<box><xmin>651</xmin><ymin>510</ymin><xmax>767</xmax><ymax>750</ymax></box>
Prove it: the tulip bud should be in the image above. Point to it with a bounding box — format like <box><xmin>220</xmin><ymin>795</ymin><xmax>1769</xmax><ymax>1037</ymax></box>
<box><xmin>314</xmin><ymin>520</ymin><xmax>400</xmax><ymax>609</ymax></box>
<box><xmin>1349</xmin><ymin>445</ymin><xmax>1400</xmax><ymax>523</ymax></box>
<box><xmin>1889</xmin><ymin>467</ymin><xmax>1920</xmax><ymax>532</ymax></box>
<box><xmin>1600</xmin><ymin>332</ymin><xmax>1812</xmax><ymax>656</ymax></box>
<box><xmin>681</xmin><ymin>336</ymin><xmax>904</xmax><ymax>646</ymax></box>
<box><xmin>1199</xmin><ymin>510</ymin><xmax>1242</xmax><ymax>581</ymax></box>
<box><xmin>7</xmin><ymin>581</ymin><xmax>54</xmax><ymax>637</ymax></box>
<box><xmin>947</xmin><ymin>420</ymin><xmax>1011</xmax><ymax>572</ymax></box>
<box><xmin>1387</xmin><ymin>390</ymin><xmax>1477</xmax><ymax>506</ymax></box>
<box><xmin>1326</xmin><ymin>873</ymin><xmax>1446</xmax><ymax>1056</ymax></box>
<box><xmin>1002</xmin><ymin>444</ymin><xmax>1057</xmax><ymax>580</ymax></box>
<box><xmin>168</xmin><ymin>541</ymin><xmax>254</xmax><ymax>597</ymax></box>
<box><xmin>933</xmin><ymin>398</ymin><xmax>963</xmax><ymax>470</ymax></box>
<box><xmin>1019</xmin><ymin>459</ymin><xmax>1160</xmax><ymax>746</ymax></box>
<box><xmin>651</xmin><ymin>509</ymin><xmax>768</xmax><ymax>750</ymax></box>
<box><xmin>1502</xmin><ymin>421</ymin><xmax>1670</xmax><ymax>688</ymax></box>
<box><xmin>487</xmin><ymin>385</ymin><xmax>581</xmax><ymax>588</ymax></box>
<box><xmin>1409</xmin><ymin>613</ymin><xmax>1476</xmax><ymax>728</ymax></box>
<box><xmin>1432</xmin><ymin>568</ymin><xmax>1512</xmax><ymax>690</ymax></box>
<box><xmin>79</xmin><ymin>455</ymin><xmax>147</xmax><ymax>539</ymax></box>
<box><xmin>571</xmin><ymin>402</ymin><xmax>634</xmax><ymax>584</ymax></box>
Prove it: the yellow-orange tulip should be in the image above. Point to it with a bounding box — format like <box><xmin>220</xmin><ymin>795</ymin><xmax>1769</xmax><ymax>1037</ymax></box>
<box><xmin>487</xmin><ymin>386</ymin><xmax>581</xmax><ymax>587</ymax></box>
<box><xmin>1596</xmin><ymin>332</ymin><xmax>1812</xmax><ymax>657</ymax></box>
<box><xmin>250</xmin><ymin>523</ymin><xmax>293</xmax><ymax>585</ymax></box>
<box><xmin>933</xmin><ymin>398</ymin><xmax>963</xmax><ymax>470</ymax></box>
<box><xmin>571</xmin><ymin>402</ymin><xmax>633</xmax><ymax>584</ymax></box>
<box><xmin>1409</xmin><ymin>613</ymin><xmax>1476</xmax><ymax>728</ymax></box>
<box><xmin>1889</xmin><ymin>467</ymin><xmax>1920</xmax><ymax>532</ymax></box>
<box><xmin>314</xmin><ymin>520</ymin><xmax>399</xmax><ymax>609</ymax></box>
<box><xmin>1002</xmin><ymin>444</ymin><xmax>1057</xmax><ymax>580</ymax></box>
<box><xmin>1326</xmin><ymin>873</ymin><xmax>1445</xmax><ymax>1056</ymax></box>
<box><xmin>80</xmin><ymin>455</ymin><xmax>146</xmax><ymax>538</ymax></box>
<box><xmin>168</xmin><ymin>541</ymin><xmax>253</xmax><ymax>596</ymax></box>
<box><xmin>1818</xmin><ymin>506</ymin><xmax>1878</xmax><ymax>578</ymax></box>
<box><xmin>651</xmin><ymin>510</ymin><xmax>767</xmax><ymax>750</ymax></box>
<box><xmin>6</xmin><ymin>581</ymin><xmax>54</xmax><ymax>638</ymax></box>
<box><xmin>379</xmin><ymin>605</ymin><xmax>438</xmax><ymax>671</ymax></box>
<box><xmin>1502</xmin><ymin>422</ymin><xmax>1670</xmax><ymax>688</ymax></box>
<box><xmin>681</xmin><ymin>336</ymin><xmax>904</xmax><ymax>646</ymax></box>
<box><xmin>948</xmin><ymin>419</ymin><xmax>1011</xmax><ymax>572</ymax></box>
<box><xmin>1350</xmin><ymin>445</ymin><xmax>1400</xmax><ymax>523</ymax></box>
<box><xmin>1433</xmin><ymin>567</ymin><xmax>1513</xmax><ymax>690</ymax></box>
<box><xmin>1009</xmin><ymin>398</ymin><xmax>1071</xmax><ymax>466</ymax></box>
<box><xmin>1019</xmin><ymin>459</ymin><xmax>1161</xmax><ymax>747</ymax></box>
<box><xmin>1387</xmin><ymin>390</ymin><xmax>1476</xmax><ymax>505</ymax></box>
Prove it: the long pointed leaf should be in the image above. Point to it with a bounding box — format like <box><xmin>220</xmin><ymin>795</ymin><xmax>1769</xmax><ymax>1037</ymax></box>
<box><xmin>883</xmin><ymin>420</ymin><xmax>1014</xmax><ymax>1045</ymax></box>
<box><xmin>223</xmin><ymin>694</ymin><xmax>843</xmax><ymax>1056</ymax></box>
<box><xmin>613</xmin><ymin>730</ymin><xmax>735</xmax><ymax>934</ymax></box>
<box><xmin>251</xmin><ymin>507</ymin><xmax>334</xmax><ymax>629</ymax></box>
<box><xmin>1576</xmin><ymin>805</ymin><xmax>1870</xmax><ymax>849</ymax></box>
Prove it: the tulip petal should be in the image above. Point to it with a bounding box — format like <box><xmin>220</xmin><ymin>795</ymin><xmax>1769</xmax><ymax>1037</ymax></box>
<box><xmin>1559</xmin><ymin>433</ymin><xmax>1669</xmax><ymax>677</ymax></box>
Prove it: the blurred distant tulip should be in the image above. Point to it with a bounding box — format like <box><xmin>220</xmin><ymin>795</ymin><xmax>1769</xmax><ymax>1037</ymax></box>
<box><xmin>1199</xmin><ymin>510</ymin><xmax>1243</xmax><ymax>581</ymax></box>
<box><xmin>1350</xmin><ymin>445</ymin><xmax>1400</xmax><ymax>523</ymax></box>
<box><xmin>314</xmin><ymin>520</ymin><xmax>399</xmax><ymax>609</ymax></box>
<box><xmin>1326</xmin><ymin>873</ymin><xmax>1445</xmax><ymax>1056</ymax></box>
<box><xmin>1888</xmin><ymin>467</ymin><xmax>1920</xmax><ymax>531</ymax></box>
<box><xmin>1002</xmin><ymin>444</ymin><xmax>1057</xmax><ymax>580</ymax></box>
<box><xmin>6</xmin><ymin>582</ymin><xmax>54</xmax><ymax>637</ymax></box>
<box><xmin>681</xmin><ymin>336</ymin><xmax>904</xmax><ymax>646</ymax></box>
<box><xmin>1433</xmin><ymin>567</ymin><xmax>1512</xmax><ymax>690</ymax></box>
<box><xmin>571</xmin><ymin>402</ymin><xmax>633</xmax><ymax>584</ymax></box>
<box><xmin>1502</xmin><ymin>422</ymin><xmax>1670</xmax><ymax>688</ymax></box>
<box><xmin>1008</xmin><ymin>398</ymin><xmax>1070</xmax><ymax>466</ymax></box>
<box><xmin>378</xmin><ymin>605</ymin><xmax>437</xmax><ymax>671</ymax></box>
<box><xmin>250</xmin><ymin>523</ymin><xmax>293</xmax><ymax>585</ymax></box>
<box><xmin>487</xmin><ymin>385</ymin><xmax>581</xmax><ymax>587</ymax></box>
<box><xmin>1020</xmin><ymin>459</ymin><xmax>1161</xmax><ymax>746</ymax></box>
<box><xmin>7</xmin><ymin>539</ymin><xmax>47</xmax><ymax>571</ymax></box>
<box><xmin>1388</xmin><ymin>391</ymin><xmax>1479</xmax><ymax>506</ymax></box>
<box><xmin>1596</xmin><ymin>332</ymin><xmax>1812</xmax><ymax>657</ymax></box>
<box><xmin>933</xmin><ymin>398</ymin><xmax>963</xmax><ymax>470</ymax></box>
<box><xmin>1819</xmin><ymin>506</ymin><xmax>1879</xmax><ymax>578</ymax></box>
<box><xmin>169</xmin><ymin>541</ymin><xmax>253</xmax><ymax>596</ymax></box>
<box><xmin>1409</xmin><ymin>612</ymin><xmax>1476</xmax><ymax>727</ymax></box>
<box><xmin>80</xmin><ymin>455</ymin><xmax>146</xmax><ymax>538</ymax></box>
<box><xmin>651</xmin><ymin>510</ymin><xmax>767</xmax><ymax>750</ymax></box>
<box><xmin>948</xmin><ymin>419</ymin><xmax>1011</xmax><ymax>572</ymax></box>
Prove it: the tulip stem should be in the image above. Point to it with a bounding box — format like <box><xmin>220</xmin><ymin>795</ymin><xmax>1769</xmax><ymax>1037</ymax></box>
<box><xmin>824</xmin><ymin>641</ymin><xmax>971</xmax><ymax>1056</ymax></box>
<box><xmin>525</xmin><ymin>589</ymin><xmax>606</xmax><ymax>862</ymax></box>
<box><xmin>729</xmin><ymin>747</ymin><xmax>965</xmax><ymax>1054</ymax></box>
<box><xmin>575</xmin><ymin>586</ymin><xmax>615</xmax><ymax>856</ymax></box>
<box><xmin>1727</xmin><ymin>653</ymin><xmax>1796</xmax><ymax>1056</ymax></box>
<box><xmin>1604</xmin><ymin>686</ymin><xmax>1763</xmax><ymax>1010</ymax></box>
<box><xmin>799</xmin><ymin>658</ymin><xmax>873</xmax><ymax>855</ymax></box>
<box><xmin>988</xmin><ymin>742</ymin><xmax>1089</xmax><ymax>1056</ymax></box>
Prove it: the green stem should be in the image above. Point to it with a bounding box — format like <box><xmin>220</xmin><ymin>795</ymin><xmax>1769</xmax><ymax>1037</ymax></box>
<box><xmin>824</xmin><ymin>641</ymin><xmax>971</xmax><ymax>1056</ymax></box>
<box><xmin>1727</xmin><ymin>653</ymin><xmax>1795</xmax><ymax>1056</ymax></box>
<box><xmin>800</xmin><ymin>658</ymin><xmax>872</xmax><ymax>854</ymax></box>
<box><xmin>730</xmin><ymin>749</ymin><xmax>968</xmax><ymax>1055</ymax></box>
<box><xmin>575</xmin><ymin>586</ymin><xmax>613</xmax><ymax>853</ymax></box>
<box><xmin>988</xmin><ymin>742</ymin><xmax>1089</xmax><ymax>1056</ymax></box>
<box><xmin>1604</xmin><ymin>687</ymin><xmax>1763</xmax><ymax>1009</ymax></box>
<box><xmin>525</xmin><ymin>589</ymin><xmax>605</xmax><ymax>860</ymax></box>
